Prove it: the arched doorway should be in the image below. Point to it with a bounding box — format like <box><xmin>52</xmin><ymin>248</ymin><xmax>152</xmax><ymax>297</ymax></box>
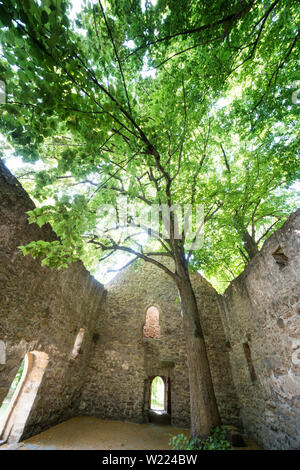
<box><xmin>147</xmin><ymin>376</ymin><xmax>171</xmax><ymax>425</ymax></box>
<box><xmin>150</xmin><ymin>376</ymin><xmax>165</xmax><ymax>411</ymax></box>
<box><xmin>0</xmin><ymin>357</ymin><xmax>25</xmax><ymax>432</ymax></box>
<box><xmin>0</xmin><ymin>351</ymin><xmax>49</xmax><ymax>443</ymax></box>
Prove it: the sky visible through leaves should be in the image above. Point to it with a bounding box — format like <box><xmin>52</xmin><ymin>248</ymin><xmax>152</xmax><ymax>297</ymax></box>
<box><xmin>1</xmin><ymin>0</ymin><xmax>299</xmax><ymax>289</ymax></box>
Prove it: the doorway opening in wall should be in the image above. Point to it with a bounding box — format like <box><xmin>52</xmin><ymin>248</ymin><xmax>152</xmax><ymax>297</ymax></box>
<box><xmin>150</xmin><ymin>376</ymin><xmax>165</xmax><ymax>411</ymax></box>
<box><xmin>0</xmin><ymin>358</ymin><xmax>25</xmax><ymax>433</ymax></box>
<box><xmin>148</xmin><ymin>376</ymin><xmax>171</xmax><ymax>425</ymax></box>
<box><xmin>0</xmin><ymin>351</ymin><xmax>49</xmax><ymax>444</ymax></box>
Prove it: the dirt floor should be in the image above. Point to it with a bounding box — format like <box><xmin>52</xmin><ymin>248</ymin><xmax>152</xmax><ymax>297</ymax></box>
<box><xmin>0</xmin><ymin>416</ymin><xmax>260</xmax><ymax>450</ymax></box>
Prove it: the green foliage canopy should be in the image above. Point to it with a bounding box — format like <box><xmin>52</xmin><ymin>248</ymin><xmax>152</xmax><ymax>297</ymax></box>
<box><xmin>0</xmin><ymin>0</ymin><xmax>299</xmax><ymax>289</ymax></box>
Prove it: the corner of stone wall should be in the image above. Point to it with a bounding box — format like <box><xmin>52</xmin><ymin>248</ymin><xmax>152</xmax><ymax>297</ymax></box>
<box><xmin>217</xmin><ymin>209</ymin><xmax>300</xmax><ymax>449</ymax></box>
<box><xmin>0</xmin><ymin>161</ymin><xmax>106</xmax><ymax>441</ymax></box>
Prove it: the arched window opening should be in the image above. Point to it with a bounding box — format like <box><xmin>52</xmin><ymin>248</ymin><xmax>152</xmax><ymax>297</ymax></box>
<box><xmin>272</xmin><ymin>246</ymin><xmax>288</xmax><ymax>269</ymax></box>
<box><xmin>143</xmin><ymin>306</ymin><xmax>160</xmax><ymax>339</ymax></box>
<box><xmin>0</xmin><ymin>351</ymin><xmax>49</xmax><ymax>443</ymax></box>
<box><xmin>150</xmin><ymin>376</ymin><xmax>165</xmax><ymax>411</ymax></box>
<box><xmin>71</xmin><ymin>328</ymin><xmax>85</xmax><ymax>359</ymax></box>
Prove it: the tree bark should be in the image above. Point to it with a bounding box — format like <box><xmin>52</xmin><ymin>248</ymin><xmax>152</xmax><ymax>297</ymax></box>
<box><xmin>176</xmin><ymin>267</ymin><xmax>221</xmax><ymax>439</ymax></box>
<box><xmin>242</xmin><ymin>230</ymin><xmax>258</xmax><ymax>260</ymax></box>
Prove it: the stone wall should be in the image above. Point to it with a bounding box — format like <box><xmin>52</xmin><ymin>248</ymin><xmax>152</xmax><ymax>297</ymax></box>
<box><xmin>218</xmin><ymin>209</ymin><xmax>300</xmax><ymax>449</ymax></box>
<box><xmin>80</xmin><ymin>259</ymin><xmax>240</xmax><ymax>428</ymax></box>
<box><xmin>2</xmin><ymin>158</ymin><xmax>299</xmax><ymax>449</ymax></box>
<box><xmin>0</xmin><ymin>159</ymin><xmax>239</xmax><ymax>440</ymax></box>
<box><xmin>0</xmin><ymin>160</ymin><xmax>105</xmax><ymax>440</ymax></box>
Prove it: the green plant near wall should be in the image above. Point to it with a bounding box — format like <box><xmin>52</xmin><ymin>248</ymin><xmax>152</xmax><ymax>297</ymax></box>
<box><xmin>169</xmin><ymin>427</ymin><xmax>232</xmax><ymax>450</ymax></box>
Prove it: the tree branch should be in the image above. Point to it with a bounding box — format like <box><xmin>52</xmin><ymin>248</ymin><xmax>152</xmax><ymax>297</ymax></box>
<box><xmin>88</xmin><ymin>238</ymin><xmax>177</xmax><ymax>280</ymax></box>
<box><xmin>125</xmin><ymin>1</ymin><xmax>255</xmax><ymax>60</ymax></box>
<box><xmin>98</xmin><ymin>0</ymin><xmax>132</xmax><ymax>114</ymax></box>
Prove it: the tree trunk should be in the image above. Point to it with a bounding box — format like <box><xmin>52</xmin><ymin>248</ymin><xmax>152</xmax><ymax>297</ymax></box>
<box><xmin>242</xmin><ymin>230</ymin><xmax>258</xmax><ymax>260</ymax></box>
<box><xmin>176</xmin><ymin>269</ymin><xmax>221</xmax><ymax>439</ymax></box>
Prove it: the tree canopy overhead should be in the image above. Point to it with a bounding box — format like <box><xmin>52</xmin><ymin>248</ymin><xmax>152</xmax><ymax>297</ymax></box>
<box><xmin>0</xmin><ymin>0</ymin><xmax>299</xmax><ymax>439</ymax></box>
<box><xmin>0</xmin><ymin>0</ymin><xmax>298</xmax><ymax>288</ymax></box>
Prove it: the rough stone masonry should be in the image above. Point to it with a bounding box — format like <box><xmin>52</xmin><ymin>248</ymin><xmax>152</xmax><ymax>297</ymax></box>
<box><xmin>0</xmin><ymin>159</ymin><xmax>299</xmax><ymax>449</ymax></box>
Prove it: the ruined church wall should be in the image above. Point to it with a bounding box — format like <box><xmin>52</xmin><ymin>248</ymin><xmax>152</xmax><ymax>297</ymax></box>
<box><xmin>4</xmin><ymin>156</ymin><xmax>300</xmax><ymax>449</ymax></box>
<box><xmin>80</xmin><ymin>260</ymin><xmax>240</xmax><ymax>428</ymax></box>
<box><xmin>0</xmin><ymin>161</ymin><xmax>105</xmax><ymax>440</ymax></box>
<box><xmin>218</xmin><ymin>210</ymin><xmax>300</xmax><ymax>449</ymax></box>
